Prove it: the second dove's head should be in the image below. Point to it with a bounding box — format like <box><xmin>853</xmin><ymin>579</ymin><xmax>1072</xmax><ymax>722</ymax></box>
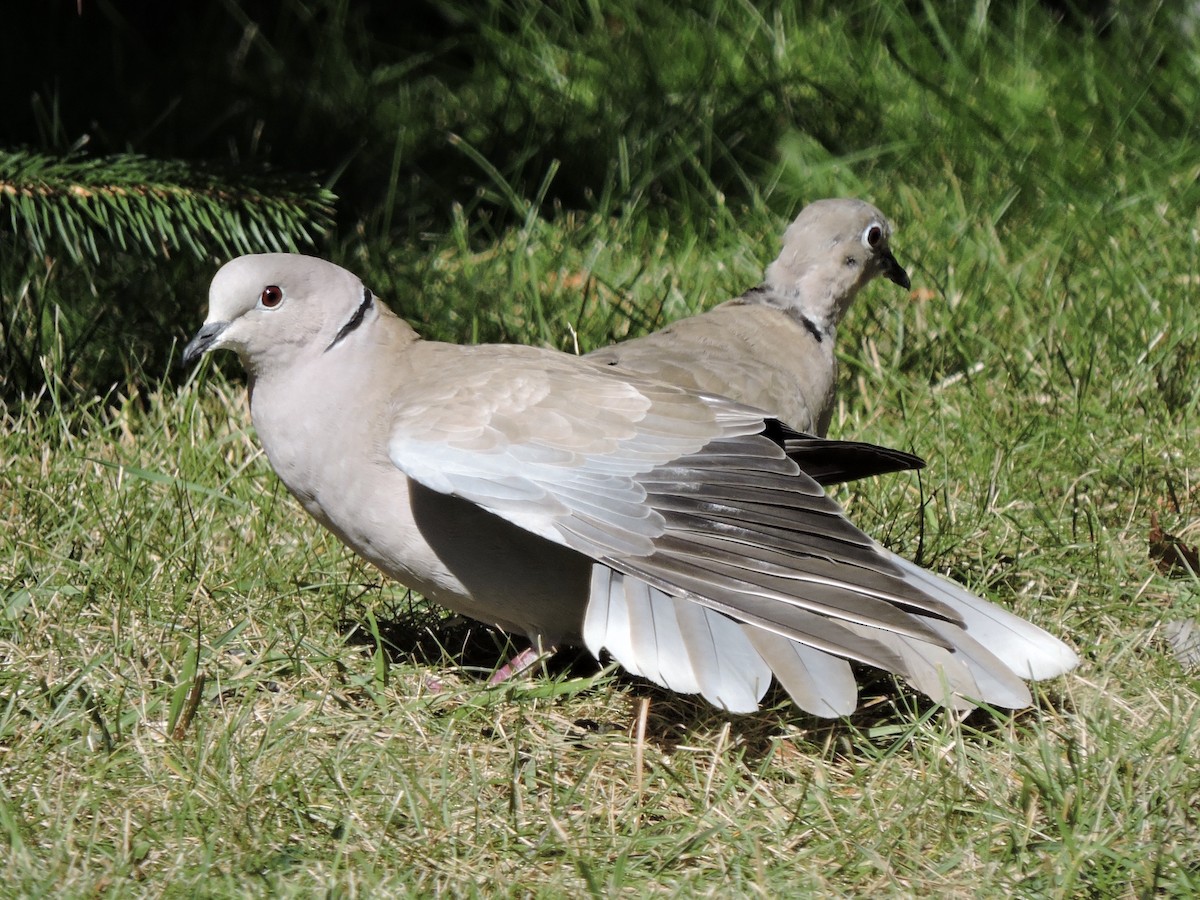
<box><xmin>764</xmin><ymin>198</ymin><xmax>910</xmax><ymax>327</ymax></box>
<box><xmin>183</xmin><ymin>253</ymin><xmax>374</xmax><ymax>373</ymax></box>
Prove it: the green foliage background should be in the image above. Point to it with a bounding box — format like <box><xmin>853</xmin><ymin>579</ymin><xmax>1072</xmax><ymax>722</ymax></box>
<box><xmin>5</xmin><ymin>0</ymin><xmax>1197</xmax><ymax>395</ymax></box>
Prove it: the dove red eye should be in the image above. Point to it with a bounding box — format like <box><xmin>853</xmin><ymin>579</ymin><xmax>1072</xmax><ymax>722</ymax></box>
<box><xmin>863</xmin><ymin>224</ymin><xmax>884</xmax><ymax>248</ymax></box>
<box><xmin>260</xmin><ymin>285</ymin><xmax>284</xmax><ymax>308</ymax></box>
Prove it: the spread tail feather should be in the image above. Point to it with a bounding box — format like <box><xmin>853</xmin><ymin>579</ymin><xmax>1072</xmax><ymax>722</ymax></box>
<box><xmin>882</xmin><ymin>550</ymin><xmax>1079</xmax><ymax>681</ymax></box>
<box><xmin>742</xmin><ymin>626</ymin><xmax>857</xmax><ymax>716</ymax></box>
<box><xmin>583</xmin><ymin>557</ymin><xmax>1077</xmax><ymax>716</ymax></box>
<box><xmin>584</xmin><ymin>566</ymin><xmax>770</xmax><ymax>712</ymax></box>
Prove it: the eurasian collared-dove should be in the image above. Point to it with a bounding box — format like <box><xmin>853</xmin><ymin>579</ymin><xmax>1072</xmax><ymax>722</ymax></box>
<box><xmin>183</xmin><ymin>253</ymin><xmax>1077</xmax><ymax>717</ymax></box>
<box><xmin>588</xmin><ymin>199</ymin><xmax>910</xmax><ymax>436</ymax></box>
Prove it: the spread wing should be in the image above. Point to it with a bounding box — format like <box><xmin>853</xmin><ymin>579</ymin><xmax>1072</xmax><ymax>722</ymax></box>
<box><xmin>386</xmin><ymin>342</ymin><xmax>1074</xmax><ymax>714</ymax></box>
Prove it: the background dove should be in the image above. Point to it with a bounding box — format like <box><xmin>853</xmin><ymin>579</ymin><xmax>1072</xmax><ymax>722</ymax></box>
<box><xmin>183</xmin><ymin>253</ymin><xmax>1077</xmax><ymax>717</ymax></box>
<box><xmin>588</xmin><ymin>198</ymin><xmax>910</xmax><ymax>436</ymax></box>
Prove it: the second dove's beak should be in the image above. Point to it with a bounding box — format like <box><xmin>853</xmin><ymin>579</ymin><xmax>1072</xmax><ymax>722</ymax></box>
<box><xmin>182</xmin><ymin>321</ymin><xmax>229</xmax><ymax>367</ymax></box>
<box><xmin>881</xmin><ymin>250</ymin><xmax>911</xmax><ymax>290</ymax></box>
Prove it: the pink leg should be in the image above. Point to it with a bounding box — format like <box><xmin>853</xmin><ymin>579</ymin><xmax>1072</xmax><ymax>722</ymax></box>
<box><xmin>487</xmin><ymin>644</ymin><xmax>557</xmax><ymax>685</ymax></box>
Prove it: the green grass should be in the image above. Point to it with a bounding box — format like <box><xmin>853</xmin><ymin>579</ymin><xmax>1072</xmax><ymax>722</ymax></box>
<box><xmin>5</xmin><ymin>0</ymin><xmax>1200</xmax><ymax>895</ymax></box>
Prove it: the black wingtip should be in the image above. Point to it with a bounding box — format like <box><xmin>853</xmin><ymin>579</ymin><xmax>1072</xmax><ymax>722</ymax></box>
<box><xmin>777</xmin><ymin>429</ymin><xmax>926</xmax><ymax>486</ymax></box>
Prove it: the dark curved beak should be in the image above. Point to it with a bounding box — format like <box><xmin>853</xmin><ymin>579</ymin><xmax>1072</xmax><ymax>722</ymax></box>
<box><xmin>182</xmin><ymin>321</ymin><xmax>229</xmax><ymax>367</ymax></box>
<box><xmin>881</xmin><ymin>249</ymin><xmax>911</xmax><ymax>290</ymax></box>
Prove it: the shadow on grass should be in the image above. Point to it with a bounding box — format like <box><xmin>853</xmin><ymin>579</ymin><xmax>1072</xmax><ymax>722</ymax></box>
<box><xmin>336</xmin><ymin>603</ymin><xmax>1076</xmax><ymax>762</ymax></box>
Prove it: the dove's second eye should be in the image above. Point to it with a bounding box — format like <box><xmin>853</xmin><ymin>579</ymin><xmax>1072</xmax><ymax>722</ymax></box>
<box><xmin>260</xmin><ymin>285</ymin><xmax>284</xmax><ymax>308</ymax></box>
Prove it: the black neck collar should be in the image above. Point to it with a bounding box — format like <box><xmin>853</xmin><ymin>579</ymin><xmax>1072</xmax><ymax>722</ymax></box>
<box><xmin>326</xmin><ymin>287</ymin><xmax>374</xmax><ymax>352</ymax></box>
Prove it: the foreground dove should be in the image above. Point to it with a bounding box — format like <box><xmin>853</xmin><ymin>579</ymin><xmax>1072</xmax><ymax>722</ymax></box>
<box><xmin>183</xmin><ymin>253</ymin><xmax>1078</xmax><ymax>717</ymax></box>
<box><xmin>589</xmin><ymin>198</ymin><xmax>910</xmax><ymax>436</ymax></box>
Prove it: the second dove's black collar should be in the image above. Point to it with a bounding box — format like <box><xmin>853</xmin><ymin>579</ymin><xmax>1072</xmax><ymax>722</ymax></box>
<box><xmin>788</xmin><ymin>308</ymin><xmax>824</xmax><ymax>344</ymax></box>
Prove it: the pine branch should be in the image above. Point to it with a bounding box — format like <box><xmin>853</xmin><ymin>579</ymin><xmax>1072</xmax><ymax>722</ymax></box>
<box><xmin>0</xmin><ymin>150</ymin><xmax>337</xmax><ymax>263</ymax></box>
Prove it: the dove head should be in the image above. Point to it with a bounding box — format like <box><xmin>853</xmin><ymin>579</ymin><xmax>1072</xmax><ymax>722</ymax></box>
<box><xmin>183</xmin><ymin>253</ymin><xmax>376</xmax><ymax>375</ymax></box>
<box><xmin>763</xmin><ymin>198</ymin><xmax>910</xmax><ymax>331</ymax></box>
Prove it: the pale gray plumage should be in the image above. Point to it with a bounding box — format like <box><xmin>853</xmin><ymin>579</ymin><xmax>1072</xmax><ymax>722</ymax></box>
<box><xmin>183</xmin><ymin>252</ymin><xmax>1078</xmax><ymax>717</ymax></box>
<box><xmin>588</xmin><ymin>198</ymin><xmax>911</xmax><ymax>437</ymax></box>
<box><xmin>584</xmin><ymin>200</ymin><xmax>1073</xmax><ymax>711</ymax></box>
